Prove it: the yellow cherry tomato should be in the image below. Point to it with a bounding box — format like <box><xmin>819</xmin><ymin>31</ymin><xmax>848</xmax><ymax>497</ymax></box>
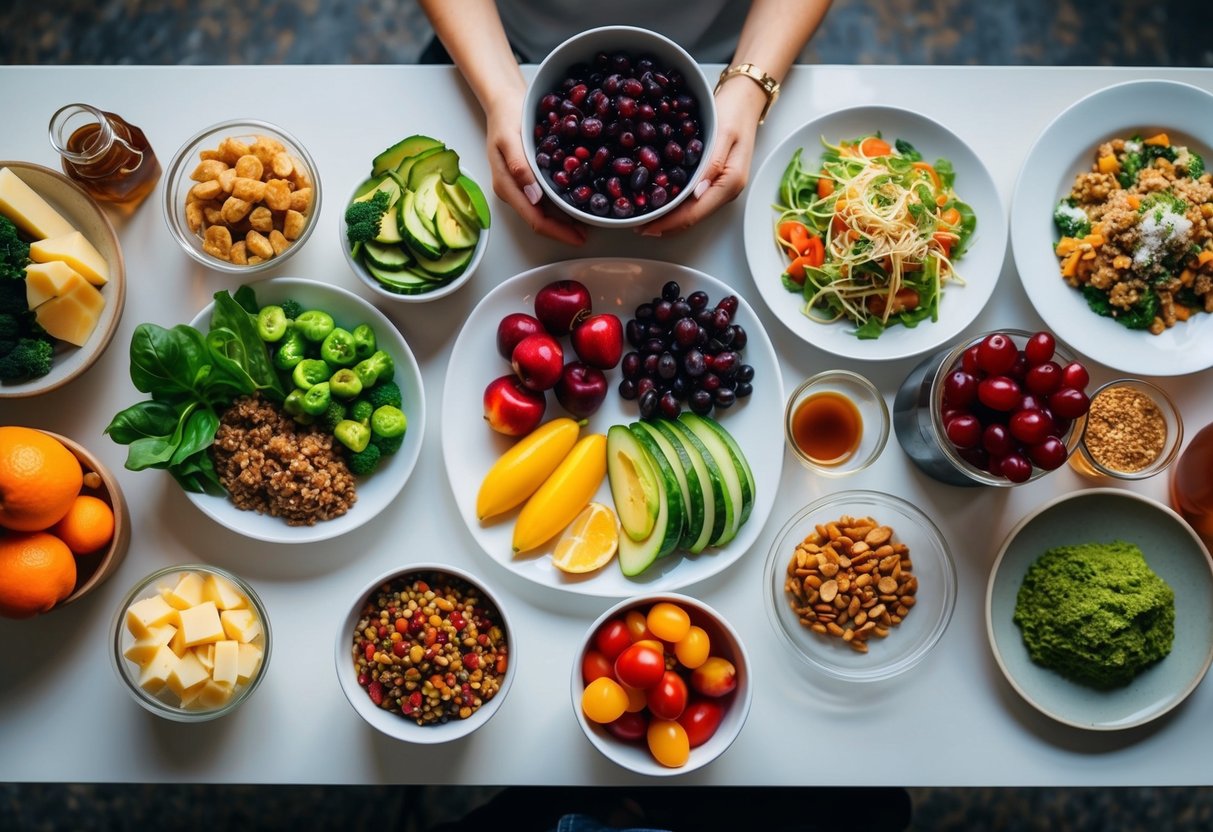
<box><xmin>646</xmin><ymin>719</ymin><xmax>690</xmax><ymax>768</ymax></box>
<box><xmin>581</xmin><ymin>676</ymin><xmax>629</xmax><ymax>724</ymax></box>
<box><xmin>647</xmin><ymin>602</ymin><xmax>691</xmax><ymax>643</ymax></box>
<box><xmin>622</xmin><ymin>682</ymin><xmax>648</xmax><ymax>713</ymax></box>
<box><xmin>674</xmin><ymin>625</ymin><xmax>711</xmax><ymax>669</ymax></box>
<box><xmin>625</xmin><ymin>609</ymin><xmax>655</xmax><ymax>642</ymax></box>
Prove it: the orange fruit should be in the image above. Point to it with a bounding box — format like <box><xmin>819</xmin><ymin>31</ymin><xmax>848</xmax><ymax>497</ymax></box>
<box><xmin>0</xmin><ymin>530</ymin><xmax>77</xmax><ymax>618</ymax></box>
<box><xmin>552</xmin><ymin>502</ymin><xmax>619</xmax><ymax>574</ymax></box>
<box><xmin>52</xmin><ymin>495</ymin><xmax>115</xmax><ymax>555</ymax></box>
<box><xmin>0</xmin><ymin>427</ymin><xmax>83</xmax><ymax>532</ymax></box>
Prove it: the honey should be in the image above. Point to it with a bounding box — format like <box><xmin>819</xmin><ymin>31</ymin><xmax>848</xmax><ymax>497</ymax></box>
<box><xmin>49</xmin><ymin>103</ymin><xmax>160</xmax><ymax>212</ymax></box>
<box><xmin>791</xmin><ymin>390</ymin><xmax>863</xmax><ymax>466</ymax></box>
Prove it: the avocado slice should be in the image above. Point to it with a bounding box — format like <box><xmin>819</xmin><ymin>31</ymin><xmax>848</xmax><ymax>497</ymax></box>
<box><xmin>398</xmin><ymin>189</ymin><xmax>443</xmax><ymax>258</ymax></box>
<box><xmin>606</xmin><ymin>425</ymin><xmax>660</xmax><ymax>542</ymax></box>
<box><xmin>440</xmin><ymin>180</ymin><xmax>480</xmax><ymax>230</ymax></box>
<box><xmin>456</xmin><ymin>174</ymin><xmax>492</xmax><ymax>229</ymax></box>
<box><xmin>395</xmin><ymin>145</ymin><xmax>445</xmax><ymax>184</ymax></box>
<box><xmin>627</xmin><ymin>424</ymin><xmax>685</xmax><ymax>559</ymax></box>
<box><xmin>634</xmin><ymin>420</ymin><xmax>704</xmax><ymax>553</ymax></box>
<box><xmin>435</xmin><ymin>200</ymin><xmax>479</xmax><ymax>250</ymax></box>
<box><xmin>372</xmin><ymin>135</ymin><xmax>443</xmax><ymax>177</ymax></box>
<box><xmin>413</xmin><ymin>173</ymin><xmax>442</xmax><ymax>237</ymax></box>
<box><xmin>407</xmin><ymin>148</ymin><xmax>461</xmax><ymax>190</ymax></box>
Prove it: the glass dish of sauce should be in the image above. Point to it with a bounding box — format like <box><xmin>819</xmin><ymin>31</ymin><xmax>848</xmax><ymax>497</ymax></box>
<box><xmin>784</xmin><ymin>370</ymin><xmax>888</xmax><ymax>478</ymax></box>
<box><xmin>49</xmin><ymin>103</ymin><xmax>160</xmax><ymax>212</ymax></box>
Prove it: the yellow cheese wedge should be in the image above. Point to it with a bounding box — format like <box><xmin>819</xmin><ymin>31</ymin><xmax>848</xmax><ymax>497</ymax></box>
<box><xmin>29</xmin><ymin>231</ymin><xmax>109</xmax><ymax>286</ymax></box>
<box><xmin>195</xmin><ymin>679</ymin><xmax>234</xmax><ymax>709</ymax></box>
<box><xmin>203</xmin><ymin>573</ymin><xmax>247</xmax><ymax>610</ymax></box>
<box><xmin>166</xmin><ymin>572</ymin><xmax>205</xmax><ymax>610</ymax></box>
<box><xmin>123</xmin><ymin>624</ymin><xmax>178</xmax><ymax>665</ymax></box>
<box><xmin>126</xmin><ymin>596</ymin><xmax>179</xmax><ymax>638</ymax></box>
<box><xmin>220</xmin><ymin>608</ymin><xmax>263</xmax><ymax>644</ymax></box>
<box><xmin>168</xmin><ymin>649</ymin><xmax>211</xmax><ymax>698</ymax></box>
<box><xmin>0</xmin><ymin>167</ymin><xmax>77</xmax><ymax>240</ymax></box>
<box><xmin>178</xmin><ymin>600</ymin><xmax>225</xmax><ymax>647</ymax></box>
<box><xmin>195</xmin><ymin>643</ymin><xmax>215</xmax><ymax>672</ymax></box>
<box><xmin>136</xmin><ymin>645</ymin><xmax>179</xmax><ymax>694</ymax></box>
<box><xmin>169</xmin><ymin>624</ymin><xmax>190</xmax><ymax>659</ymax></box>
<box><xmin>34</xmin><ymin>279</ymin><xmax>105</xmax><ymax>347</ymax></box>
<box><xmin>236</xmin><ymin>642</ymin><xmax>263</xmax><ymax>684</ymax></box>
<box><xmin>24</xmin><ymin>260</ymin><xmax>84</xmax><ymax>309</ymax></box>
<box><xmin>212</xmin><ymin>640</ymin><xmax>240</xmax><ymax>686</ymax></box>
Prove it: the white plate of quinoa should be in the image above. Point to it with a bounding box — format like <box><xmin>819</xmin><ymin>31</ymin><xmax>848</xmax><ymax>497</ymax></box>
<box><xmin>186</xmin><ymin>277</ymin><xmax>425</xmax><ymax>543</ymax></box>
<box><xmin>1011</xmin><ymin>79</ymin><xmax>1213</xmax><ymax>376</ymax></box>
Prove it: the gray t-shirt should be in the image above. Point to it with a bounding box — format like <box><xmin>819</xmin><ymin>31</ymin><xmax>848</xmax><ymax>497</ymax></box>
<box><xmin>495</xmin><ymin>0</ymin><xmax>747</xmax><ymax>63</ymax></box>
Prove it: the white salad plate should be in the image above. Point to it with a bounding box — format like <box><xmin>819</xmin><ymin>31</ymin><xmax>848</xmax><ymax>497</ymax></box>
<box><xmin>742</xmin><ymin>105</ymin><xmax>1006</xmax><ymax>362</ymax></box>
<box><xmin>186</xmin><ymin>277</ymin><xmax>425</xmax><ymax>543</ymax></box>
<box><xmin>1010</xmin><ymin>79</ymin><xmax>1213</xmax><ymax>376</ymax></box>
<box><xmin>441</xmin><ymin>258</ymin><xmax>785</xmax><ymax>599</ymax></box>
<box><xmin>986</xmin><ymin>489</ymin><xmax>1213</xmax><ymax>731</ymax></box>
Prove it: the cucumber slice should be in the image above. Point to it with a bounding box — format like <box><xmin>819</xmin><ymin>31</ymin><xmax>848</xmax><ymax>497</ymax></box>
<box><xmin>606</xmin><ymin>425</ymin><xmax>660</xmax><ymax>541</ymax></box>
<box><xmin>363</xmin><ymin>241</ymin><xmax>411</xmax><ymax>271</ymax></box>
<box><xmin>414</xmin><ymin>173</ymin><xmax>442</xmax><ymax>237</ymax></box>
<box><xmin>663</xmin><ymin>418</ymin><xmax>727</xmax><ymax>551</ymax></box>
<box><xmin>687</xmin><ymin>414</ymin><xmax>755</xmax><ymax>526</ymax></box>
<box><xmin>627</xmin><ymin>424</ymin><xmax>684</xmax><ymax>559</ymax></box>
<box><xmin>398</xmin><ymin>189</ymin><xmax>443</xmax><ymax>258</ymax></box>
<box><xmin>365</xmin><ymin>261</ymin><xmax>445</xmax><ymax>295</ymax></box>
<box><xmin>677</xmin><ymin>414</ymin><xmax>744</xmax><ymax>546</ymax></box>
<box><xmin>352</xmin><ymin>173</ymin><xmax>387</xmax><ymax>201</ymax></box>
<box><xmin>638</xmin><ymin>420</ymin><xmax>705</xmax><ymax>552</ymax></box>
<box><xmin>407</xmin><ymin>148</ymin><xmax>461</xmax><ymax>190</ymax></box>
<box><xmin>373</xmin><ymin>135</ymin><xmax>443</xmax><ymax>176</ymax></box>
<box><xmin>408</xmin><ymin>243</ymin><xmax>473</xmax><ymax>278</ymax></box>
<box><xmin>435</xmin><ymin>200</ymin><xmax>479</xmax><ymax>250</ymax></box>
<box><xmin>457</xmin><ymin>174</ymin><xmax>492</xmax><ymax>229</ymax></box>
<box><xmin>373</xmin><ymin>207</ymin><xmax>403</xmax><ymax>244</ymax></box>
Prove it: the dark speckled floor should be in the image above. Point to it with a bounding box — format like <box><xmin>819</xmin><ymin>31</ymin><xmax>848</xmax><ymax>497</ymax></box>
<box><xmin>2</xmin><ymin>0</ymin><xmax>1212</xmax><ymax>829</ymax></box>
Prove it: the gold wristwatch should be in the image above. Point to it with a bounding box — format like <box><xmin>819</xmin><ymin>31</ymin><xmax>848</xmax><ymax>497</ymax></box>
<box><xmin>715</xmin><ymin>63</ymin><xmax>781</xmax><ymax>124</ymax></box>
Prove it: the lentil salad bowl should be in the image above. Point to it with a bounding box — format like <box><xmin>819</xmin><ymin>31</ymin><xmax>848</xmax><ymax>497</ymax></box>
<box><xmin>334</xmin><ymin>564</ymin><xmax>516</xmax><ymax>743</ymax></box>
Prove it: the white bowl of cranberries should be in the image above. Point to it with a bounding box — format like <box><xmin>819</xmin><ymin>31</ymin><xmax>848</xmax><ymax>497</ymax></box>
<box><xmin>522</xmin><ymin>26</ymin><xmax>716</xmax><ymax>228</ymax></box>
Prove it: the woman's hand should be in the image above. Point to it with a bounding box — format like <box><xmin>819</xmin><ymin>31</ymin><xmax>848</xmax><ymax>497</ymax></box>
<box><xmin>484</xmin><ymin>89</ymin><xmax>587</xmax><ymax>246</ymax></box>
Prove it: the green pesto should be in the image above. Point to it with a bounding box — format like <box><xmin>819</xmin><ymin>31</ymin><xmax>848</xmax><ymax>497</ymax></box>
<box><xmin>1013</xmin><ymin>541</ymin><xmax>1174</xmax><ymax>690</ymax></box>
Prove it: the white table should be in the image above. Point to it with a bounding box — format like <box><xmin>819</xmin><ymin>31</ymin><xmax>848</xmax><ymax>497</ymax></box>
<box><xmin>2</xmin><ymin>65</ymin><xmax>1211</xmax><ymax>786</ymax></box>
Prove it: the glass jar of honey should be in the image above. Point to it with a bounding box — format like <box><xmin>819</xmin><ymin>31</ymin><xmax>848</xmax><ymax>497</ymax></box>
<box><xmin>48</xmin><ymin>103</ymin><xmax>161</xmax><ymax>212</ymax></box>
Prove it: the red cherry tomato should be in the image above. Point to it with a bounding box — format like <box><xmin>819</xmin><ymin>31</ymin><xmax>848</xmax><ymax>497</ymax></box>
<box><xmin>647</xmin><ymin>670</ymin><xmax>689</xmax><ymax>721</ymax></box>
<box><xmin>1025</xmin><ymin>332</ymin><xmax>1056</xmax><ymax>366</ymax></box>
<box><xmin>678</xmin><ymin>698</ymin><xmax>725</xmax><ymax>748</ymax></box>
<box><xmin>594</xmin><ymin>618</ymin><xmax>632</xmax><ymax>660</ymax></box>
<box><xmin>1061</xmin><ymin>361</ymin><xmax>1090</xmax><ymax>391</ymax></box>
<box><xmin>581</xmin><ymin>649</ymin><xmax>614</xmax><ymax>684</ymax></box>
<box><xmin>615</xmin><ymin>643</ymin><xmax>666</xmax><ymax>689</ymax></box>
<box><xmin>977</xmin><ymin>333</ymin><xmax>1017</xmax><ymax>375</ymax></box>
<box><xmin>606</xmin><ymin>710</ymin><xmax>649</xmax><ymax>743</ymax></box>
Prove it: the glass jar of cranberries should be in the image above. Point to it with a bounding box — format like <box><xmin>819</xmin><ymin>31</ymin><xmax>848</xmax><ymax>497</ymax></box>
<box><xmin>893</xmin><ymin>329</ymin><xmax>1091</xmax><ymax>486</ymax></box>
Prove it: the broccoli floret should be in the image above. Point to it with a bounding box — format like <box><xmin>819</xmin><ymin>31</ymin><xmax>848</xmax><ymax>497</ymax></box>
<box><xmin>1180</xmin><ymin>150</ymin><xmax>1205</xmax><ymax>180</ymax></box>
<box><xmin>344</xmin><ymin>190</ymin><xmax>391</xmax><ymax>244</ymax></box>
<box><xmin>349</xmin><ymin>399</ymin><xmax>374</xmax><ymax>424</ymax></box>
<box><xmin>371</xmin><ymin>432</ymin><xmax>404</xmax><ymax>456</ymax></box>
<box><xmin>0</xmin><ymin>217</ymin><xmax>29</xmax><ymax>281</ymax></box>
<box><xmin>319</xmin><ymin>400</ymin><xmax>347</xmax><ymax>433</ymax></box>
<box><xmin>0</xmin><ymin>312</ymin><xmax>20</xmax><ymax>341</ymax></box>
<box><xmin>1053</xmin><ymin>198</ymin><xmax>1091</xmax><ymax>239</ymax></box>
<box><xmin>0</xmin><ymin>276</ymin><xmax>28</xmax><ymax>315</ymax></box>
<box><xmin>0</xmin><ymin>337</ymin><xmax>53</xmax><ymax>380</ymax></box>
<box><xmin>1138</xmin><ymin>191</ymin><xmax>1188</xmax><ymax>218</ymax></box>
<box><xmin>363</xmin><ymin>380</ymin><xmax>403</xmax><ymax>410</ymax></box>
<box><xmin>346</xmin><ymin>443</ymin><xmax>382</xmax><ymax>476</ymax></box>
<box><xmin>279</xmin><ymin>298</ymin><xmax>304</xmax><ymax>320</ymax></box>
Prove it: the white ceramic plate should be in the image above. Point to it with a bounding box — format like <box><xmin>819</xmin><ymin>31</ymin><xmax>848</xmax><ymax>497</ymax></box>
<box><xmin>186</xmin><ymin>277</ymin><xmax>425</xmax><ymax>543</ymax></box>
<box><xmin>743</xmin><ymin>105</ymin><xmax>1006</xmax><ymax>362</ymax></box>
<box><xmin>441</xmin><ymin>258</ymin><xmax>785</xmax><ymax>598</ymax></box>
<box><xmin>1010</xmin><ymin>79</ymin><xmax>1213</xmax><ymax>375</ymax></box>
<box><xmin>0</xmin><ymin>161</ymin><xmax>126</xmax><ymax>398</ymax></box>
<box><xmin>986</xmin><ymin>489</ymin><xmax>1213</xmax><ymax>731</ymax></box>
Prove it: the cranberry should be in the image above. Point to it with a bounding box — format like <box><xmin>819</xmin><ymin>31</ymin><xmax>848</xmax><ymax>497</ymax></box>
<box><xmin>1061</xmin><ymin>361</ymin><xmax>1090</xmax><ymax>391</ymax></box>
<box><xmin>1029</xmin><ymin>437</ymin><xmax>1068</xmax><ymax>470</ymax></box>
<box><xmin>977</xmin><ymin>376</ymin><xmax>1021</xmax><ymax>411</ymax></box>
<box><xmin>1024</xmin><ymin>332</ymin><xmax>1056</xmax><ymax>366</ymax></box>
<box><xmin>1049</xmin><ymin>387</ymin><xmax>1090</xmax><ymax>420</ymax></box>
<box><xmin>1000</xmin><ymin>453</ymin><xmax>1033</xmax><ymax>483</ymax></box>
<box><xmin>977</xmin><ymin>333</ymin><xmax>1018</xmax><ymax>375</ymax></box>
<box><xmin>1025</xmin><ymin>361</ymin><xmax>1062</xmax><ymax>395</ymax></box>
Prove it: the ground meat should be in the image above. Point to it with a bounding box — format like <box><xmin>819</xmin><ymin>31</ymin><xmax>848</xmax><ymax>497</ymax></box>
<box><xmin>211</xmin><ymin>395</ymin><xmax>357</xmax><ymax>526</ymax></box>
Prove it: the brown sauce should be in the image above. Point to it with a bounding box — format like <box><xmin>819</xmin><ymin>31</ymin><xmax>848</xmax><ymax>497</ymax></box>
<box><xmin>791</xmin><ymin>391</ymin><xmax>863</xmax><ymax>466</ymax></box>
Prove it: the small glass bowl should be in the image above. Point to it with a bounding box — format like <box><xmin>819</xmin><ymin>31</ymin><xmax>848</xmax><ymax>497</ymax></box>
<box><xmin>111</xmin><ymin>565</ymin><xmax>271</xmax><ymax>722</ymax></box>
<box><xmin>1072</xmin><ymin>379</ymin><xmax>1183</xmax><ymax>480</ymax></box>
<box><xmin>764</xmin><ymin>490</ymin><xmax>956</xmax><ymax>683</ymax></box>
<box><xmin>784</xmin><ymin>370</ymin><xmax>889</xmax><ymax>477</ymax></box>
<box><xmin>571</xmin><ymin>593</ymin><xmax>751</xmax><ymax>776</ymax></box>
<box><xmin>162</xmin><ymin>119</ymin><xmax>321</xmax><ymax>274</ymax></box>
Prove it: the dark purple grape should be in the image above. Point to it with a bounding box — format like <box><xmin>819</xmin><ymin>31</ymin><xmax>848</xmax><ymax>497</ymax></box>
<box><xmin>734</xmin><ymin>382</ymin><xmax>753</xmax><ymax>399</ymax></box>
<box><xmin>711</xmin><ymin>308</ymin><xmax>732</xmax><ymax>332</ymax></box>
<box><xmin>561</xmin><ymin>115</ymin><xmax>580</xmax><ymax>138</ymax></box>
<box><xmin>593</xmin><ymin>52</ymin><xmax>609</xmax><ymax>69</ymax></box>
<box><xmin>701</xmin><ymin>373</ymin><xmax>721</xmax><ymax>393</ymax></box>
<box><xmin>603</xmin><ymin>73</ymin><xmax>622</xmax><ymax>95</ymax></box>
<box><xmin>648</xmin><ymin>186</ymin><xmax>668</xmax><ymax>209</ymax></box>
<box><xmin>680</xmin><ymin>119</ymin><xmax>698</xmax><ymax>138</ymax></box>
<box><xmin>673</xmin><ymin>93</ymin><xmax>694</xmax><ymax>113</ymax></box>
<box><xmin>539</xmin><ymin>93</ymin><xmax>561</xmax><ymax>115</ymax></box>
<box><xmin>689</xmin><ymin>389</ymin><xmax>713</xmax><ymax>415</ymax></box>
<box><xmin>559</xmin><ymin>99</ymin><xmax>582</xmax><ymax>118</ymax></box>
<box><xmin>658</xmin><ymin>353</ymin><xmax>678</xmax><ymax>380</ymax></box>
<box><xmin>713</xmin><ymin>388</ymin><xmax>736</xmax><ymax>410</ymax></box>
<box><xmin>730</xmin><ymin>325</ymin><xmax>748</xmax><ymax>350</ymax></box>
<box><xmin>638</xmin><ymin>388</ymin><xmax>659</xmax><ymax>419</ymax></box>
<box><xmin>629</xmin><ymin>166</ymin><xmax>649</xmax><ymax>193</ymax></box>
<box><xmin>588</xmin><ymin>193</ymin><xmax>609</xmax><ymax>216</ymax></box>
<box><xmin>735</xmin><ymin>364</ymin><xmax>754</xmax><ymax>383</ymax></box>
<box><xmin>643</xmin><ymin>338</ymin><xmax>665</xmax><ymax>356</ymax></box>
<box><xmin>670</xmin><ymin>300</ymin><xmax>691</xmax><ymax>320</ymax></box>
<box><xmin>618</xmin><ymin>379</ymin><xmax>638</xmax><ymax>400</ymax></box>
<box><xmin>713</xmin><ymin>326</ymin><xmax>735</xmax><ymax>347</ymax></box>
<box><xmin>625</xmin><ymin>319</ymin><xmax>645</xmax><ymax>347</ymax></box>
<box><xmin>621</xmin><ymin>351</ymin><xmax>642</xmax><ymax>379</ymax></box>
<box><xmin>535</xmin><ymin>152</ymin><xmax>552</xmax><ymax>170</ymax></box>
<box><xmin>668</xmin><ymin>167</ymin><xmax>688</xmax><ymax>188</ymax></box>
<box><xmin>711</xmin><ymin>351</ymin><xmax>739</xmax><ymax>377</ymax></box>
<box><xmin>634</xmin><ymin>302</ymin><xmax>654</xmax><ymax>321</ymax></box>
<box><xmin>663</xmin><ymin>141</ymin><xmax>685</xmax><ymax>165</ymax></box>
<box><xmin>618</xmin><ymin>131</ymin><xmax>636</xmax><ymax>150</ymax></box>
<box><xmin>636</xmin><ymin>377</ymin><xmax>656</xmax><ymax>399</ymax></box>
<box><xmin>694</xmin><ymin>308</ymin><xmax>714</xmax><ymax>327</ymax></box>
<box><xmin>551</xmin><ymin>170</ymin><xmax>570</xmax><ymax>189</ymax></box>
<box><xmin>580</xmin><ymin>117</ymin><xmax>603</xmax><ymax>139</ymax></box>
<box><xmin>672</xmin><ymin>317</ymin><xmax>698</xmax><ymax>348</ymax></box>
<box><xmin>683</xmin><ymin>349</ymin><xmax>706</xmax><ymax>377</ymax></box>
<box><xmin>716</xmin><ymin>295</ymin><xmax>739</xmax><ymax>317</ymax></box>
<box><xmin>610</xmin><ymin>53</ymin><xmax>631</xmax><ymax>73</ymax></box>
<box><xmin>621</xmin><ymin>77</ymin><xmax>644</xmax><ymax>98</ymax></box>
<box><xmin>671</xmin><ymin>376</ymin><xmax>688</xmax><ymax>398</ymax></box>
<box><xmin>636</xmin><ymin>121</ymin><xmax>657</xmax><ymax>144</ymax></box>
<box><xmin>654</xmin><ymin>299</ymin><xmax>674</xmax><ymax>323</ymax></box>
<box><xmin>570</xmin><ymin>185</ymin><xmax>593</xmax><ymax>205</ymax></box>
<box><xmin>606</xmin><ymin>176</ymin><xmax>624</xmax><ymax>199</ymax></box>
<box><xmin>637</xmin><ymin>103</ymin><xmax>656</xmax><ymax>122</ymax></box>
<box><xmin>612</xmin><ymin>197</ymin><xmax>634</xmax><ymax>218</ymax></box>
<box><xmin>661</xmin><ymin>281</ymin><xmax>681</xmax><ymax>301</ymax></box>
<box><xmin>611</xmin><ymin>157</ymin><xmax>635</xmax><ymax>177</ymax></box>
<box><xmin>538</xmin><ymin>134</ymin><xmax>560</xmax><ymax>154</ymax></box>
<box><xmin>615</xmin><ymin>96</ymin><xmax>638</xmax><ymax>119</ymax></box>
<box><xmin>687</xmin><ymin>291</ymin><xmax>709</xmax><ymax>310</ymax></box>
<box><xmin>638</xmin><ymin>146</ymin><xmax>660</xmax><ymax>171</ymax></box>
<box><xmin>646</xmin><ymin>322</ymin><xmax>667</xmax><ymax>340</ymax></box>
<box><xmin>659</xmin><ymin>392</ymin><xmax>682</xmax><ymax>420</ymax></box>
<box><xmin>685</xmin><ymin>139</ymin><xmax>703</xmax><ymax>168</ymax></box>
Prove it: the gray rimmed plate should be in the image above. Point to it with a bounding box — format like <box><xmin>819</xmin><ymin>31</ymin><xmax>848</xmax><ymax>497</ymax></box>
<box><xmin>986</xmin><ymin>488</ymin><xmax>1213</xmax><ymax>730</ymax></box>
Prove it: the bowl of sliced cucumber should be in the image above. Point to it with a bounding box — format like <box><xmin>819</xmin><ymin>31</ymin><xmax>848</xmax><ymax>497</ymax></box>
<box><xmin>341</xmin><ymin>135</ymin><xmax>491</xmax><ymax>303</ymax></box>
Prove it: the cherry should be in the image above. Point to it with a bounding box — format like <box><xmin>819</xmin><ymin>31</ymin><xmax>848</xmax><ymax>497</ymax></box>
<box><xmin>942</xmin><ymin>370</ymin><xmax>978</xmax><ymax>408</ymax></box>
<box><xmin>1010</xmin><ymin>409</ymin><xmax>1052</xmax><ymax>445</ymax></box>
<box><xmin>1024</xmin><ymin>332</ymin><xmax>1056</xmax><ymax>366</ymax></box>
<box><xmin>977</xmin><ymin>333</ymin><xmax>1018</xmax><ymax>375</ymax></box>
<box><xmin>1029</xmin><ymin>437</ymin><xmax>1068</xmax><ymax>470</ymax></box>
<box><xmin>977</xmin><ymin>376</ymin><xmax>1021</xmax><ymax>411</ymax></box>
<box><xmin>1000</xmin><ymin>454</ymin><xmax>1033</xmax><ymax>483</ymax></box>
<box><xmin>1061</xmin><ymin>361</ymin><xmax>1090</xmax><ymax>391</ymax></box>
<box><xmin>945</xmin><ymin>414</ymin><xmax>982</xmax><ymax>449</ymax></box>
<box><xmin>1049</xmin><ymin>387</ymin><xmax>1090</xmax><ymax>420</ymax></box>
<box><xmin>1024</xmin><ymin>361</ymin><xmax>1062</xmax><ymax>396</ymax></box>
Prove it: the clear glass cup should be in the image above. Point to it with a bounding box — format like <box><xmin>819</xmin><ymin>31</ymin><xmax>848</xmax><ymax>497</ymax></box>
<box><xmin>1072</xmin><ymin>379</ymin><xmax>1183</xmax><ymax>480</ymax></box>
<box><xmin>784</xmin><ymin>369</ymin><xmax>889</xmax><ymax>477</ymax></box>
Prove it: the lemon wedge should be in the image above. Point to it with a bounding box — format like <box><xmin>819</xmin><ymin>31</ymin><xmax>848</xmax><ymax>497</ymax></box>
<box><xmin>552</xmin><ymin>502</ymin><xmax>619</xmax><ymax>574</ymax></box>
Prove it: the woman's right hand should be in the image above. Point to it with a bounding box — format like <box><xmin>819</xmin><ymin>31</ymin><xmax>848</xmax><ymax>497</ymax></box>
<box><xmin>485</xmin><ymin>89</ymin><xmax>587</xmax><ymax>246</ymax></box>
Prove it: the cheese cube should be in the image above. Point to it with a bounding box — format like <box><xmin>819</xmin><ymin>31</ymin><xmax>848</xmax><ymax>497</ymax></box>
<box><xmin>195</xmin><ymin>643</ymin><xmax>215</xmax><ymax>672</ymax></box>
<box><xmin>34</xmin><ymin>283</ymin><xmax>104</xmax><ymax>347</ymax></box>
<box><xmin>29</xmin><ymin>231</ymin><xmax>109</xmax><ymax>286</ymax></box>
<box><xmin>122</xmin><ymin>624</ymin><xmax>177</xmax><ymax>665</ymax></box>
<box><xmin>236</xmin><ymin>642</ymin><xmax>263</xmax><ymax>684</ymax></box>
<box><xmin>178</xmin><ymin>601</ymin><xmax>224</xmax><ymax>647</ymax></box>
<box><xmin>178</xmin><ymin>680</ymin><xmax>209</xmax><ymax>708</ymax></box>
<box><xmin>168</xmin><ymin>625</ymin><xmax>190</xmax><ymax>659</ymax></box>
<box><xmin>203</xmin><ymin>573</ymin><xmax>247</xmax><ymax>610</ymax></box>
<box><xmin>194</xmin><ymin>679</ymin><xmax>234</xmax><ymax>709</ymax></box>
<box><xmin>165</xmin><ymin>572</ymin><xmax>205</xmax><ymax>610</ymax></box>
<box><xmin>0</xmin><ymin>167</ymin><xmax>77</xmax><ymax>240</ymax></box>
<box><xmin>126</xmin><ymin>595</ymin><xmax>178</xmax><ymax>638</ymax></box>
<box><xmin>25</xmin><ymin>260</ymin><xmax>84</xmax><ymax>309</ymax></box>
<box><xmin>212</xmin><ymin>640</ymin><xmax>240</xmax><ymax>686</ymax></box>
<box><xmin>136</xmin><ymin>645</ymin><xmax>179</xmax><ymax>694</ymax></box>
<box><xmin>167</xmin><ymin>649</ymin><xmax>211</xmax><ymax>698</ymax></box>
<box><xmin>220</xmin><ymin>608</ymin><xmax>262</xmax><ymax>644</ymax></box>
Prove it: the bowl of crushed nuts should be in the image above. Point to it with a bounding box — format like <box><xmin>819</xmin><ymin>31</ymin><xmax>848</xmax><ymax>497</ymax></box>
<box><xmin>764</xmin><ymin>490</ymin><xmax>957</xmax><ymax>683</ymax></box>
<box><xmin>163</xmin><ymin>119</ymin><xmax>321</xmax><ymax>274</ymax></box>
<box><xmin>334</xmin><ymin>564</ymin><xmax>515</xmax><ymax>743</ymax></box>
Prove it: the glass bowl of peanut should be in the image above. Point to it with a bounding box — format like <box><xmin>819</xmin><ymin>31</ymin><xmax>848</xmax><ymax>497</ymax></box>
<box><xmin>763</xmin><ymin>490</ymin><xmax>956</xmax><ymax>683</ymax></box>
<box><xmin>163</xmin><ymin>119</ymin><xmax>321</xmax><ymax>274</ymax></box>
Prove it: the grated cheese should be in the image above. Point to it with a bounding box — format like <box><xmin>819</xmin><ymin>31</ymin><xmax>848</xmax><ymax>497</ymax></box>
<box><xmin>1133</xmin><ymin>207</ymin><xmax>1192</xmax><ymax>270</ymax></box>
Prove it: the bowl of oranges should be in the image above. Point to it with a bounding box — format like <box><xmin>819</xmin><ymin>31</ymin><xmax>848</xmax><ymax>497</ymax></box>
<box><xmin>0</xmin><ymin>426</ymin><xmax>130</xmax><ymax>618</ymax></box>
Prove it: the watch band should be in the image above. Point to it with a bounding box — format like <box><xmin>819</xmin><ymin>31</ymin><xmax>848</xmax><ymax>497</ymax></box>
<box><xmin>715</xmin><ymin>63</ymin><xmax>781</xmax><ymax>124</ymax></box>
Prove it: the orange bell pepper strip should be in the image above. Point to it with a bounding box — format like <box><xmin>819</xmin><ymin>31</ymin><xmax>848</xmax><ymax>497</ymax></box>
<box><xmin>859</xmin><ymin>137</ymin><xmax>892</xmax><ymax>158</ymax></box>
<box><xmin>912</xmin><ymin>161</ymin><xmax>942</xmax><ymax>191</ymax></box>
<box><xmin>803</xmin><ymin>234</ymin><xmax>825</xmax><ymax>268</ymax></box>
<box><xmin>816</xmin><ymin>173</ymin><xmax>835</xmax><ymax>199</ymax></box>
<box><xmin>784</xmin><ymin>254</ymin><xmax>815</xmax><ymax>284</ymax></box>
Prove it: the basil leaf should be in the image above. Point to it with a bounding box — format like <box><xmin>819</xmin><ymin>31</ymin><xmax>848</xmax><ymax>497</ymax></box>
<box><xmin>170</xmin><ymin>407</ymin><xmax>220</xmax><ymax>466</ymax></box>
<box><xmin>211</xmin><ymin>291</ymin><xmax>284</xmax><ymax>398</ymax></box>
<box><xmin>128</xmin><ymin>323</ymin><xmax>210</xmax><ymax>397</ymax></box>
<box><xmin>233</xmin><ymin>284</ymin><xmax>259</xmax><ymax>315</ymax></box>
<box><xmin>934</xmin><ymin>158</ymin><xmax>956</xmax><ymax>189</ymax></box>
<box><xmin>170</xmin><ymin>452</ymin><xmax>226</xmax><ymax>496</ymax></box>
<box><xmin>104</xmin><ymin>400</ymin><xmax>180</xmax><ymax>445</ymax></box>
<box><xmin>204</xmin><ymin>326</ymin><xmax>260</xmax><ymax>398</ymax></box>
